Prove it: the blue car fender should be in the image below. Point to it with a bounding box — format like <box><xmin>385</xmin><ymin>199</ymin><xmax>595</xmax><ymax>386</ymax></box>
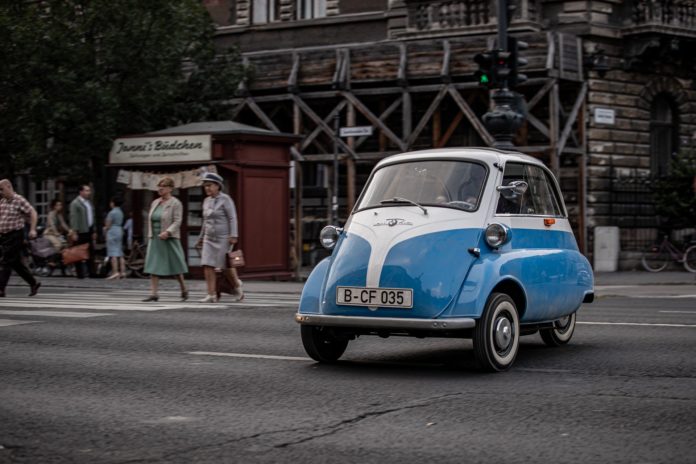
<box><xmin>446</xmin><ymin>253</ymin><xmax>528</xmax><ymax>320</ymax></box>
<box><xmin>298</xmin><ymin>257</ymin><xmax>332</xmax><ymax>314</ymax></box>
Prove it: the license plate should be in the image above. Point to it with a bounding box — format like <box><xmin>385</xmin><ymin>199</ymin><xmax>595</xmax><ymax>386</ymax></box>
<box><xmin>336</xmin><ymin>286</ymin><xmax>413</xmax><ymax>309</ymax></box>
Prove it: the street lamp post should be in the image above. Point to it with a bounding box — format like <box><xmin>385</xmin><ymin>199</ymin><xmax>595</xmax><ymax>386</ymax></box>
<box><xmin>482</xmin><ymin>0</ymin><xmax>524</xmax><ymax>149</ymax></box>
<box><xmin>332</xmin><ymin>113</ymin><xmax>339</xmax><ymax>225</ymax></box>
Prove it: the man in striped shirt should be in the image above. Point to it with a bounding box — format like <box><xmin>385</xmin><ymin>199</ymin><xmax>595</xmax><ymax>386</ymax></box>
<box><xmin>0</xmin><ymin>179</ymin><xmax>41</xmax><ymax>297</ymax></box>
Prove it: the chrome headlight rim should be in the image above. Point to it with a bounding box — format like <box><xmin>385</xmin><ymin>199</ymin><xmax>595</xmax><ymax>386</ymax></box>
<box><xmin>485</xmin><ymin>223</ymin><xmax>511</xmax><ymax>249</ymax></box>
<box><xmin>319</xmin><ymin>225</ymin><xmax>342</xmax><ymax>250</ymax></box>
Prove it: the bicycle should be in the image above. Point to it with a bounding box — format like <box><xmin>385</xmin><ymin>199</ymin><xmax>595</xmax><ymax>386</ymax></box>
<box><xmin>124</xmin><ymin>240</ymin><xmax>148</xmax><ymax>278</ymax></box>
<box><xmin>641</xmin><ymin>235</ymin><xmax>696</xmax><ymax>273</ymax></box>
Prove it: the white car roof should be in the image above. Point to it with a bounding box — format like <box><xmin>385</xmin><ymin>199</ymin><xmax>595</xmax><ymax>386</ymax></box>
<box><xmin>376</xmin><ymin>147</ymin><xmax>545</xmax><ymax>169</ymax></box>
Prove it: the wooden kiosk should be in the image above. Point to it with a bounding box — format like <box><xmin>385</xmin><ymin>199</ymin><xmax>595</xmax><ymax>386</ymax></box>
<box><xmin>108</xmin><ymin>121</ymin><xmax>299</xmax><ymax>279</ymax></box>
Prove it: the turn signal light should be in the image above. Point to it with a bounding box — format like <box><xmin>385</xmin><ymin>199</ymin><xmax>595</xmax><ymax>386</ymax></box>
<box><xmin>544</xmin><ymin>218</ymin><xmax>555</xmax><ymax>227</ymax></box>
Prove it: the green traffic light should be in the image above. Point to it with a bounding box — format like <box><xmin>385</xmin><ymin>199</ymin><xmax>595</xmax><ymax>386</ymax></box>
<box><xmin>480</xmin><ymin>74</ymin><xmax>489</xmax><ymax>84</ymax></box>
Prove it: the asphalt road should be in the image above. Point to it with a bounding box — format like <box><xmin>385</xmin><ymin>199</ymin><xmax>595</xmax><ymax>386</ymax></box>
<box><xmin>0</xmin><ymin>287</ymin><xmax>694</xmax><ymax>464</ymax></box>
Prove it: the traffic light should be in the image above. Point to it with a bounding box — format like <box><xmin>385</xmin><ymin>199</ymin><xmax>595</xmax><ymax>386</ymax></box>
<box><xmin>474</xmin><ymin>50</ymin><xmax>497</xmax><ymax>88</ymax></box>
<box><xmin>507</xmin><ymin>37</ymin><xmax>528</xmax><ymax>88</ymax></box>
<box><xmin>495</xmin><ymin>50</ymin><xmax>512</xmax><ymax>87</ymax></box>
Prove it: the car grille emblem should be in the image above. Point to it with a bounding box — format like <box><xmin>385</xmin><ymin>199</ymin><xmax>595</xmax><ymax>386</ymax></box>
<box><xmin>374</xmin><ymin>218</ymin><xmax>413</xmax><ymax>227</ymax></box>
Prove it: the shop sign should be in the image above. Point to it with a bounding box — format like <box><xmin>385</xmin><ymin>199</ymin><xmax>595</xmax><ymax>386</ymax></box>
<box><xmin>109</xmin><ymin>135</ymin><xmax>212</xmax><ymax>164</ymax></box>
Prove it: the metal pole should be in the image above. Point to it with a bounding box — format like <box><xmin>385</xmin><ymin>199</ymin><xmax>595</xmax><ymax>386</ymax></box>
<box><xmin>332</xmin><ymin>112</ymin><xmax>339</xmax><ymax>224</ymax></box>
<box><xmin>498</xmin><ymin>0</ymin><xmax>508</xmax><ymax>52</ymax></box>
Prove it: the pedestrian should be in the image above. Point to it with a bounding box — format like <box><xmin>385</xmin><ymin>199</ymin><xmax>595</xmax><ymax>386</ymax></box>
<box><xmin>0</xmin><ymin>179</ymin><xmax>41</xmax><ymax>297</ymax></box>
<box><xmin>69</xmin><ymin>185</ymin><xmax>97</xmax><ymax>278</ymax></box>
<box><xmin>44</xmin><ymin>199</ymin><xmax>71</xmax><ymax>253</ymax></box>
<box><xmin>104</xmin><ymin>197</ymin><xmax>126</xmax><ymax>280</ymax></box>
<box><xmin>43</xmin><ymin>198</ymin><xmax>72</xmax><ymax>276</ymax></box>
<box><xmin>196</xmin><ymin>172</ymin><xmax>243</xmax><ymax>303</ymax></box>
<box><xmin>142</xmin><ymin>176</ymin><xmax>188</xmax><ymax>302</ymax></box>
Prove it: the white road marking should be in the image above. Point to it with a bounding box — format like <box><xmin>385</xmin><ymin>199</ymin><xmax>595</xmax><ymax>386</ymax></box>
<box><xmin>0</xmin><ymin>318</ymin><xmax>39</xmax><ymax>327</ymax></box>
<box><xmin>628</xmin><ymin>295</ymin><xmax>696</xmax><ymax>299</ymax></box>
<box><xmin>659</xmin><ymin>310</ymin><xmax>696</xmax><ymax>314</ymax></box>
<box><xmin>187</xmin><ymin>351</ymin><xmax>311</xmax><ymax>362</ymax></box>
<box><xmin>0</xmin><ymin>291</ymin><xmax>298</xmax><ymax>311</ymax></box>
<box><xmin>0</xmin><ymin>310</ymin><xmax>111</xmax><ymax>318</ymax></box>
<box><xmin>579</xmin><ymin>321</ymin><xmax>696</xmax><ymax>328</ymax></box>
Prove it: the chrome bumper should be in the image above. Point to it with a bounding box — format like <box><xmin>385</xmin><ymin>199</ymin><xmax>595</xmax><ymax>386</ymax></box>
<box><xmin>295</xmin><ymin>314</ymin><xmax>476</xmax><ymax>331</ymax></box>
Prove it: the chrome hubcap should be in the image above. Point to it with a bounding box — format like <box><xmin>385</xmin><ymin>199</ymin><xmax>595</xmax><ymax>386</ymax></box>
<box><xmin>555</xmin><ymin>316</ymin><xmax>571</xmax><ymax>332</ymax></box>
<box><xmin>494</xmin><ymin>316</ymin><xmax>512</xmax><ymax>351</ymax></box>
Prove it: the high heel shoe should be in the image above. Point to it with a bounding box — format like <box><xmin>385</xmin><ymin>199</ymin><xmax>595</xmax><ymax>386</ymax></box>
<box><xmin>232</xmin><ymin>280</ymin><xmax>244</xmax><ymax>302</ymax></box>
<box><xmin>106</xmin><ymin>273</ymin><xmax>120</xmax><ymax>280</ymax></box>
<box><xmin>180</xmin><ymin>290</ymin><xmax>189</xmax><ymax>302</ymax></box>
<box><xmin>199</xmin><ymin>294</ymin><xmax>218</xmax><ymax>303</ymax></box>
<box><xmin>142</xmin><ymin>295</ymin><xmax>159</xmax><ymax>302</ymax></box>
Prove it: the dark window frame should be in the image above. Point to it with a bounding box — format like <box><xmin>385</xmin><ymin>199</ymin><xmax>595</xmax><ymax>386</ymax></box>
<box><xmin>650</xmin><ymin>93</ymin><xmax>680</xmax><ymax>177</ymax></box>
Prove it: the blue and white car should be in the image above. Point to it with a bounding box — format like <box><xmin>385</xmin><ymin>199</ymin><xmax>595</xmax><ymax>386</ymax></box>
<box><xmin>296</xmin><ymin>148</ymin><xmax>594</xmax><ymax>371</ymax></box>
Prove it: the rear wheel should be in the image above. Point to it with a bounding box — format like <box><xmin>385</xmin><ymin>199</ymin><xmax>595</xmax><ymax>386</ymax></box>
<box><xmin>641</xmin><ymin>245</ymin><xmax>669</xmax><ymax>272</ymax></box>
<box><xmin>683</xmin><ymin>245</ymin><xmax>696</xmax><ymax>273</ymax></box>
<box><xmin>473</xmin><ymin>293</ymin><xmax>520</xmax><ymax>372</ymax></box>
<box><xmin>540</xmin><ymin>312</ymin><xmax>577</xmax><ymax>347</ymax></box>
<box><xmin>301</xmin><ymin>326</ymin><xmax>348</xmax><ymax>363</ymax></box>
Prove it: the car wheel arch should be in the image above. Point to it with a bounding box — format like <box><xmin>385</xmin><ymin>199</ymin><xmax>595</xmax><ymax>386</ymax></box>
<box><xmin>490</xmin><ymin>279</ymin><xmax>527</xmax><ymax>320</ymax></box>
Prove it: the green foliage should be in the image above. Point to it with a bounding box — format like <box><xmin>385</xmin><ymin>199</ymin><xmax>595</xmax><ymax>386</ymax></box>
<box><xmin>0</xmin><ymin>0</ymin><xmax>247</xmax><ymax>180</ymax></box>
<box><xmin>652</xmin><ymin>150</ymin><xmax>696</xmax><ymax>228</ymax></box>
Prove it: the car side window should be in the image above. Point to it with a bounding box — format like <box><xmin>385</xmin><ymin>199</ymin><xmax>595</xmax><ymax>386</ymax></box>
<box><xmin>525</xmin><ymin>165</ymin><xmax>562</xmax><ymax>216</ymax></box>
<box><xmin>496</xmin><ymin>163</ymin><xmax>562</xmax><ymax>216</ymax></box>
<box><xmin>496</xmin><ymin>163</ymin><xmax>525</xmax><ymax>214</ymax></box>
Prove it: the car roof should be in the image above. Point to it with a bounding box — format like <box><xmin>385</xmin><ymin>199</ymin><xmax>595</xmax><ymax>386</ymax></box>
<box><xmin>376</xmin><ymin>147</ymin><xmax>545</xmax><ymax>169</ymax></box>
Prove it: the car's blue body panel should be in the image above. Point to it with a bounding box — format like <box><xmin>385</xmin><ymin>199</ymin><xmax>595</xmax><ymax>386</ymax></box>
<box><xmin>299</xmin><ymin>227</ymin><xmax>593</xmax><ymax>324</ymax></box>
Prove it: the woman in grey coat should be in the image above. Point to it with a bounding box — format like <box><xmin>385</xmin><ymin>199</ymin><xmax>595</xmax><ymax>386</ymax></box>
<box><xmin>196</xmin><ymin>172</ymin><xmax>243</xmax><ymax>302</ymax></box>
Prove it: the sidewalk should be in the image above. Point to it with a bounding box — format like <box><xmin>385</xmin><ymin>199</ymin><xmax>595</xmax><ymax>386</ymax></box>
<box><xmin>8</xmin><ymin>270</ymin><xmax>695</xmax><ymax>296</ymax></box>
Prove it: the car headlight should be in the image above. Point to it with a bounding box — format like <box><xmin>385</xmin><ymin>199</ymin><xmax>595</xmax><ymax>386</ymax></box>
<box><xmin>319</xmin><ymin>225</ymin><xmax>342</xmax><ymax>250</ymax></box>
<box><xmin>485</xmin><ymin>223</ymin><xmax>511</xmax><ymax>249</ymax></box>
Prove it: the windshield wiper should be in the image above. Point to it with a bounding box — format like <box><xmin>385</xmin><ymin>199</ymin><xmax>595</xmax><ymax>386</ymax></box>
<box><xmin>379</xmin><ymin>197</ymin><xmax>428</xmax><ymax>215</ymax></box>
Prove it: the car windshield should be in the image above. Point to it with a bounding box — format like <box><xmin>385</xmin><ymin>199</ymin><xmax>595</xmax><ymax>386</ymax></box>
<box><xmin>356</xmin><ymin>160</ymin><xmax>487</xmax><ymax>212</ymax></box>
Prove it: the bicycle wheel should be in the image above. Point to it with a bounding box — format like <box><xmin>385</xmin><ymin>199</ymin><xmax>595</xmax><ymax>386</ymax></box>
<box><xmin>641</xmin><ymin>245</ymin><xmax>669</xmax><ymax>272</ymax></box>
<box><xmin>683</xmin><ymin>245</ymin><xmax>696</xmax><ymax>273</ymax></box>
<box><xmin>126</xmin><ymin>245</ymin><xmax>147</xmax><ymax>278</ymax></box>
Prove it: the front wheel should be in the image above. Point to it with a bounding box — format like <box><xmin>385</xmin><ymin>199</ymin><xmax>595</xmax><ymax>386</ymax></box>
<box><xmin>683</xmin><ymin>245</ymin><xmax>696</xmax><ymax>273</ymax></box>
<box><xmin>641</xmin><ymin>245</ymin><xmax>669</xmax><ymax>272</ymax></box>
<box><xmin>540</xmin><ymin>312</ymin><xmax>577</xmax><ymax>347</ymax></box>
<box><xmin>301</xmin><ymin>326</ymin><xmax>348</xmax><ymax>363</ymax></box>
<box><xmin>473</xmin><ymin>293</ymin><xmax>520</xmax><ymax>372</ymax></box>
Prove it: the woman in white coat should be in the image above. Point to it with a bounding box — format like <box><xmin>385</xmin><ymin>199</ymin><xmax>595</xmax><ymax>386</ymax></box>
<box><xmin>196</xmin><ymin>172</ymin><xmax>243</xmax><ymax>303</ymax></box>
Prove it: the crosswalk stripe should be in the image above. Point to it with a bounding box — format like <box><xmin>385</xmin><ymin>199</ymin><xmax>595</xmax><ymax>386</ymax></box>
<box><xmin>0</xmin><ymin>300</ymin><xmax>218</xmax><ymax>311</ymax></box>
<box><xmin>0</xmin><ymin>310</ymin><xmax>111</xmax><ymax>318</ymax></box>
<box><xmin>0</xmin><ymin>318</ymin><xmax>39</xmax><ymax>327</ymax></box>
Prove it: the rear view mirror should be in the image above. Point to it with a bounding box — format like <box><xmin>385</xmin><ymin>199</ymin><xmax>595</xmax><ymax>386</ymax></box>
<box><xmin>497</xmin><ymin>180</ymin><xmax>528</xmax><ymax>200</ymax></box>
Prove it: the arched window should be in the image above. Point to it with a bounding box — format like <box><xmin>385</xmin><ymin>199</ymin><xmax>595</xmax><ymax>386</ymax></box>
<box><xmin>650</xmin><ymin>93</ymin><xmax>679</xmax><ymax>177</ymax></box>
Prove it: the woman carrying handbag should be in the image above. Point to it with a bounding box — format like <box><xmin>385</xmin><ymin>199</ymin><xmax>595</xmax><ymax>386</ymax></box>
<box><xmin>196</xmin><ymin>172</ymin><xmax>243</xmax><ymax>303</ymax></box>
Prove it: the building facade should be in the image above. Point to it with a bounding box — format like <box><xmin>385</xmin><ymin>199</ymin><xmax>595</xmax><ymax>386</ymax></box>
<box><xmin>204</xmin><ymin>0</ymin><xmax>696</xmax><ymax>269</ymax></box>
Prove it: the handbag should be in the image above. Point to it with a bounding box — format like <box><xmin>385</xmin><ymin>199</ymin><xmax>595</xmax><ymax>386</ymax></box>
<box><xmin>227</xmin><ymin>249</ymin><xmax>245</xmax><ymax>268</ymax></box>
<box><xmin>62</xmin><ymin>243</ymin><xmax>89</xmax><ymax>265</ymax></box>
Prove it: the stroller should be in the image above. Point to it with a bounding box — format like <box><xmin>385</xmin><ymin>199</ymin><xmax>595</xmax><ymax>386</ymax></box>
<box><xmin>29</xmin><ymin>234</ymin><xmax>71</xmax><ymax>277</ymax></box>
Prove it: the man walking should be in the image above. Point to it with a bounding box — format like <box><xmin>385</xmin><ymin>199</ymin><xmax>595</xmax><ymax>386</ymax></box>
<box><xmin>69</xmin><ymin>185</ymin><xmax>97</xmax><ymax>278</ymax></box>
<box><xmin>0</xmin><ymin>179</ymin><xmax>41</xmax><ymax>297</ymax></box>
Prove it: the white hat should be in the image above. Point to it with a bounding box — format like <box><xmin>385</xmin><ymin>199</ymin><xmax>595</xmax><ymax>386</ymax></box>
<box><xmin>201</xmin><ymin>172</ymin><xmax>224</xmax><ymax>186</ymax></box>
